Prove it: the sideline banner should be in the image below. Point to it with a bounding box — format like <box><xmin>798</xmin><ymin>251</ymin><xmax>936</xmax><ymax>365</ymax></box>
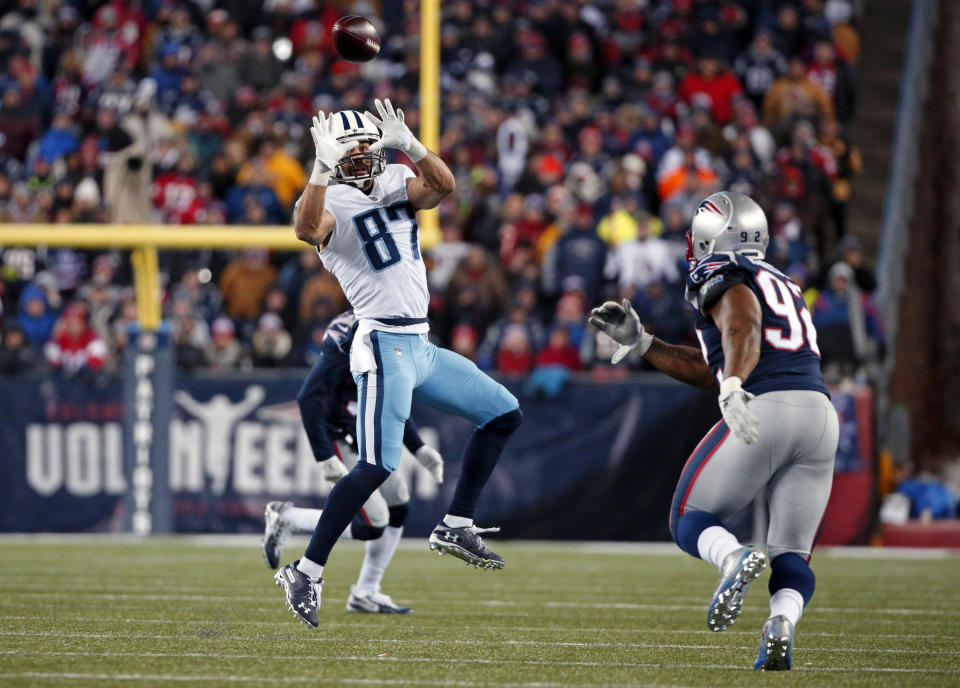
<box><xmin>0</xmin><ymin>373</ymin><xmax>873</xmax><ymax>542</ymax></box>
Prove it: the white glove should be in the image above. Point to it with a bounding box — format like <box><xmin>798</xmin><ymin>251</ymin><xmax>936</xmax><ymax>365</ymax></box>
<box><xmin>364</xmin><ymin>98</ymin><xmax>428</xmax><ymax>162</ymax></box>
<box><xmin>309</xmin><ymin>112</ymin><xmax>352</xmax><ymax>185</ymax></box>
<box><xmin>587</xmin><ymin>299</ymin><xmax>654</xmax><ymax>364</ymax></box>
<box><xmin>318</xmin><ymin>455</ymin><xmax>349</xmax><ymax>483</ymax></box>
<box><xmin>414</xmin><ymin>444</ymin><xmax>444</xmax><ymax>483</ymax></box>
<box><xmin>718</xmin><ymin>376</ymin><xmax>760</xmax><ymax>445</ymax></box>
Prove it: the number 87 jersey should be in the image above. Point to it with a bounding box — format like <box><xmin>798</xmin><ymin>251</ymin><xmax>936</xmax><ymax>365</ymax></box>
<box><xmin>685</xmin><ymin>251</ymin><xmax>829</xmax><ymax>397</ymax></box>
<box><xmin>315</xmin><ymin>164</ymin><xmax>428</xmax><ymax>328</ymax></box>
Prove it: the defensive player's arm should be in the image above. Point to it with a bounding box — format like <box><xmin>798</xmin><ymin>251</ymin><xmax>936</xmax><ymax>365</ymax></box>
<box><xmin>641</xmin><ymin>339</ymin><xmax>717</xmax><ymax>388</ymax></box>
<box><xmin>402</xmin><ymin>417</ymin><xmax>425</xmax><ymax>453</ymax></box>
<box><xmin>293</xmin><ymin>185</ymin><xmax>337</xmax><ymax>248</ymax></box>
<box><xmin>299</xmin><ymin>347</ymin><xmax>350</xmax><ymax>462</ymax></box>
<box><xmin>587</xmin><ymin>299</ymin><xmax>715</xmax><ymax>387</ymax></box>
<box><xmin>706</xmin><ymin>284</ymin><xmax>762</xmax><ymax>382</ymax></box>
<box><xmin>405</xmin><ymin>151</ymin><xmax>456</xmax><ymax>210</ymax></box>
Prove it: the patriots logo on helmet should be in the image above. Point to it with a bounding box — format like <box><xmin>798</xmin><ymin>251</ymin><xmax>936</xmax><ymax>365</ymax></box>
<box><xmin>697</xmin><ymin>199</ymin><xmax>724</xmax><ymax>216</ymax></box>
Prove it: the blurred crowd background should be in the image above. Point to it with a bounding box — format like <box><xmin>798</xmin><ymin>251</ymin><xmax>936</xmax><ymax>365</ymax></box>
<box><xmin>0</xmin><ymin>0</ymin><xmax>883</xmax><ymax>387</ymax></box>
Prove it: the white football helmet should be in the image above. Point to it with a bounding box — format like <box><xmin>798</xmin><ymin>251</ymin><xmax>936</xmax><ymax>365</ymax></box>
<box><xmin>329</xmin><ymin>109</ymin><xmax>385</xmax><ymax>187</ymax></box>
<box><xmin>686</xmin><ymin>191</ymin><xmax>769</xmax><ymax>265</ymax></box>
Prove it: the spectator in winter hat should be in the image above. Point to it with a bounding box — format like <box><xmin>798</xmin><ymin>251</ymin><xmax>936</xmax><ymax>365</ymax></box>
<box><xmin>16</xmin><ymin>283</ymin><xmax>58</xmax><ymax>345</ymax></box>
<box><xmin>450</xmin><ymin>323</ymin><xmax>479</xmax><ymax>363</ymax></box>
<box><xmin>813</xmin><ymin>260</ymin><xmax>884</xmax><ymax>378</ymax></box>
<box><xmin>678</xmin><ymin>55</ymin><xmax>743</xmax><ymax>125</ymax></box>
<box><xmin>496</xmin><ymin>324</ymin><xmax>534</xmax><ymax>378</ymax></box>
<box><xmin>535</xmin><ymin>325</ymin><xmax>582</xmax><ymax>372</ymax></box>
<box><xmin>204</xmin><ymin>316</ymin><xmax>245</xmax><ymax>370</ymax></box>
<box><xmin>0</xmin><ymin>88</ymin><xmax>42</xmax><ymax>161</ymax></box>
<box><xmin>763</xmin><ymin>56</ymin><xmax>834</xmax><ymax>133</ymax></box>
<box><xmin>45</xmin><ymin>303</ymin><xmax>107</xmax><ymax>374</ymax></box>
<box><xmin>252</xmin><ymin>311</ymin><xmax>292</xmax><ymax>367</ymax></box>
<box><xmin>0</xmin><ymin>323</ymin><xmax>44</xmax><ymax>375</ymax></box>
<box><xmin>35</xmin><ymin>112</ymin><xmax>80</xmax><ymax>164</ymax></box>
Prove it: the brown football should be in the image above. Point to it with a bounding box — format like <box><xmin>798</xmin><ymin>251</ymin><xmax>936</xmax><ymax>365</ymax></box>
<box><xmin>331</xmin><ymin>15</ymin><xmax>380</xmax><ymax>63</ymax></box>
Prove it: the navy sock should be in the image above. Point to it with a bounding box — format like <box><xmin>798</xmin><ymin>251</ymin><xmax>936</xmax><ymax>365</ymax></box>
<box><xmin>447</xmin><ymin>408</ymin><xmax>522</xmax><ymax>519</ymax></box>
<box><xmin>349</xmin><ymin>521</ymin><xmax>385</xmax><ymax>541</ymax></box>
<box><xmin>388</xmin><ymin>503</ymin><xmax>409</xmax><ymax>528</ymax></box>
<box><xmin>672</xmin><ymin>510</ymin><xmax>725</xmax><ymax>559</ymax></box>
<box><xmin>304</xmin><ymin>462</ymin><xmax>390</xmax><ymax>565</ymax></box>
<box><xmin>769</xmin><ymin>553</ymin><xmax>816</xmax><ymax>605</ymax></box>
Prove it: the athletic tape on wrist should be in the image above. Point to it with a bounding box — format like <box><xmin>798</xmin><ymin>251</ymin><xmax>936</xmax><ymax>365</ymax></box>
<box><xmin>635</xmin><ymin>331</ymin><xmax>654</xmax><ymax>356</ymax></box>
<box><xmin>310</xmin><ymin>160</ymin><xmax>332</xmax><ymax>186</ymax></box>
<box><xmin>406</xmin><ymin>140</ymin><xmax>428</xmax><ymax>163</ymax></box>
<box><xmin>720</xmin><ymin>376</ymin><xmax>743</xmax><ymax>394</ymax></box>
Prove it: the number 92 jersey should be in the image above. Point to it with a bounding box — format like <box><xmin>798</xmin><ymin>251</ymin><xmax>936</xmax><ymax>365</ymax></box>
<box><xmin>685</xmin><ymin>251</ymin><xmax>829</xmax><ymax>397</ymax></box>
<box><xmin>314</xmin><ymin>164</ymin><xmax>428</xmax><ymax>330</ymax></box>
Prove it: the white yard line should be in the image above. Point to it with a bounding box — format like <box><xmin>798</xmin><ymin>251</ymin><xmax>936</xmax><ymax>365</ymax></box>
<box><xmin>1</xmin><ymin>631</ymin><xmax>957</xmax><ymax>655</ymax></box>
<box><xmin>0</xmin><ymin>658</ymin><xmax>955</xmax><ymax>687</ymax></box>
<box><xmin>0</xmin><ymin>674</ymin><xmax>697</xmax><ymax>688</ymax></box>
<box><xmin>0</xmin><ymin>534</ymin><xmax>955</xmax><ymax>559</ymax></box>
<box><xmin>2</xmin><ymin>590</ymin><xmax>958</xmax><ymax>617</ymax></box>
<box><xmin>2</xmin><ymin>614</ymin><xmax>956</xmax><ymax>641</ymax></box>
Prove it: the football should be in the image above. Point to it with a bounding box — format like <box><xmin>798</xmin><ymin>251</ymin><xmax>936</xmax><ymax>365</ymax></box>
<box><xmin>332</xmin><ymin>15</ymin><xmax>380</xmax><ymax>62</ymax></box>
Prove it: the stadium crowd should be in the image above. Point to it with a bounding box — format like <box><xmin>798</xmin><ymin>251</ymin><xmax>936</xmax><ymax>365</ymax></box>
<box><xmin>0</xmin><ymin>0</ymin><xmax>882</xmax><ymax>384</ymax></box>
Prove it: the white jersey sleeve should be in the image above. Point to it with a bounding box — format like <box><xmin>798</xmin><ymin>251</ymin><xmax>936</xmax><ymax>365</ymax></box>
<box><xmin>315</xmin><ymin>164</ymin><xmax>429</xmax><ymax>332</ymax></box>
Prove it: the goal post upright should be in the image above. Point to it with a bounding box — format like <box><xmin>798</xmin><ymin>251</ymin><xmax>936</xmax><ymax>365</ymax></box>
<box><xmin>418</xmin><ymin>0</ymin><xmax>441</xmax><ymax>251</ymax></box>
<box><xmin>0</xmin><ymin>222</ymin><xmax>303</xmax><ymax>535</ymax></box>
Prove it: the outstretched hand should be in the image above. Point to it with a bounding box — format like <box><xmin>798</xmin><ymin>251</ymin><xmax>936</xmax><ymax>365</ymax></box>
<box><xmin>364</xmin><ymin>98</ymin><xmax>427</xmax><ymax>162</ymax></box>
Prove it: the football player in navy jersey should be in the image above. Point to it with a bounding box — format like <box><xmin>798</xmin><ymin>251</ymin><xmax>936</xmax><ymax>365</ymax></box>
<box><xmin>589</xmin><ymin>191</ymin><xmax>838</xmax><ymax>671</ymax></box>
<box><xmin>261</xmin><ymin>310</ymin><xmax>444</xmax><ymax>614</ymax></box>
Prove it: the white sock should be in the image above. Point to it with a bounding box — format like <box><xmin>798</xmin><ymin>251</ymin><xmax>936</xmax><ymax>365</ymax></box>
<box><xmin>355</xmin><ymin>526</ymin><xmax>403</xmax><ymax>594</ymax></box>
<box><xmin>769</xmin><ymin>588</ymin><xmax>804</xmax><ymax>626</ymax></box>
<box><xmin>697</xmin><ymin>525</ymin><xmax>742</xmax><ymax>570</ymax></box>
<box><xmin>443</xmin><ymin>514</ymin><xmax>473</xmax><ymax>528</ymax></box>
<box><xmin>296</xmin><ymin>556</ymin><xmax>324</xmax><ymax>580</ymax></box>
<box><xmin>284</xmin><ymin>506</ymin><xmax>322</xmax><ymax>532</ymax></box>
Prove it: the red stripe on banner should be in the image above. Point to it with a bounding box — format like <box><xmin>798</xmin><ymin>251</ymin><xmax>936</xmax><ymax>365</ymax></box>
<box><xmin>679</xmin><ymin>426</ymin><xmax>730</xmax><ymax>516</ymax></box>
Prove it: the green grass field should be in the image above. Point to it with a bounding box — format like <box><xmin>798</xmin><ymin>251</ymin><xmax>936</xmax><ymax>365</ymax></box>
<box><xmin>0</xmin><ymin>537</ymin><xmax>958</xmax><ymax>687</ymax></box>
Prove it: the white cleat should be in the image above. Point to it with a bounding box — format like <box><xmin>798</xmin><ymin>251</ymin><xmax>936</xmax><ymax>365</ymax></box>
<box><xmin>262</xmin><ymin>501</ymin><xmax>293</xmax><ymax>569</ymax></box>
<box><xmin>346</xmin><ymin>585</ymin><xmax>412</xmax><ymax>614</ymax></box>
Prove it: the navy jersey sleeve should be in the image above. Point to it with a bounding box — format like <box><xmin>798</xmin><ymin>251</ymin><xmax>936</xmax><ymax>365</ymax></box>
<box><xmin>685</xmin><ymin>252</ymin><xmax>752</xmax><ymax>315</ymax></box>
<box><xmin>402</xmin><ymin>417</ymin><xmax>425</xmax><ymax>453</ymax></box>
<box><xmin>298</xmin><ymin>337</ymin><xmax>352</xmax><ymax>461</ymax></box>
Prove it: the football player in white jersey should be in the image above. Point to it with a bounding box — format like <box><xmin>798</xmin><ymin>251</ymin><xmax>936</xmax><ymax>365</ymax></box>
<box><xmin>275</xmin><ymin>100</ymin><xmax>523</xmax><ymax>628</ymax></box>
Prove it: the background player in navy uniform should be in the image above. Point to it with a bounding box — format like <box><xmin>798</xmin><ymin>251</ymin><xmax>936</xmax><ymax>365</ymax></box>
<box><xmin>274</xmin><ymin>101</ymin><xmax>522</xmax><ymax>628</ymax></box>
<box><xmin>261</xmin><ymin>310</ymin><xmax>443</xmax><ymax>614</ymax></box>
<box><xmin>589</xmin><ymin>191</ymin><xmax>838</xmax><ymax>671</ymax></box>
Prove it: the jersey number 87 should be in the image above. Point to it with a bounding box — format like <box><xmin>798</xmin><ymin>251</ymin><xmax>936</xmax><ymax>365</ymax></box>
<box><xmin>353</xmin><ymin>204</ymin><xmax>420</xmax><ymax>272</ymax></box>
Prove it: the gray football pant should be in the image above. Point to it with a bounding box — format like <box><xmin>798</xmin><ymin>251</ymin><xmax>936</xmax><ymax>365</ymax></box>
<box><xmin>674</xmin><ymin>390</ymin><xmax>838</xmax><ymax>560</ymax></box>
<box><xmin>336</xmin><ymin>441</ymin><xmax>410</xmax><ymax>528</ymax></box>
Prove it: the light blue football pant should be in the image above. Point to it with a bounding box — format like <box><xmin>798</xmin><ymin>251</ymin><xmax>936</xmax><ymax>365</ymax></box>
<box><xmin>351</xmin><ymin>331</ymin><xmax>519</xmax><ymax>472</ymax></box>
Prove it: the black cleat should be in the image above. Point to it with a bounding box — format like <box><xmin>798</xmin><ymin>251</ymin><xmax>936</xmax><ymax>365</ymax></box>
<box><xmin>428</xmin><ymin>522</ymin><xmax>504</xmax><ymax>570</ymax></box>
<box><xmin>274</xmin><ymin>560</ymin><xmax>322</xmax><ymax>628</ymax></box>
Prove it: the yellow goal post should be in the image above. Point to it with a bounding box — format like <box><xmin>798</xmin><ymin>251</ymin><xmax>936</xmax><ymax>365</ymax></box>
<box><xmin>0</xmin><ymin>223</ymin><xmax>302</xmax><ymax>331</ymax></box>
<box><xmin>0</xmin><ymin>4</ymin><xmax>441</xmax><ymax>331</ymax></box>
